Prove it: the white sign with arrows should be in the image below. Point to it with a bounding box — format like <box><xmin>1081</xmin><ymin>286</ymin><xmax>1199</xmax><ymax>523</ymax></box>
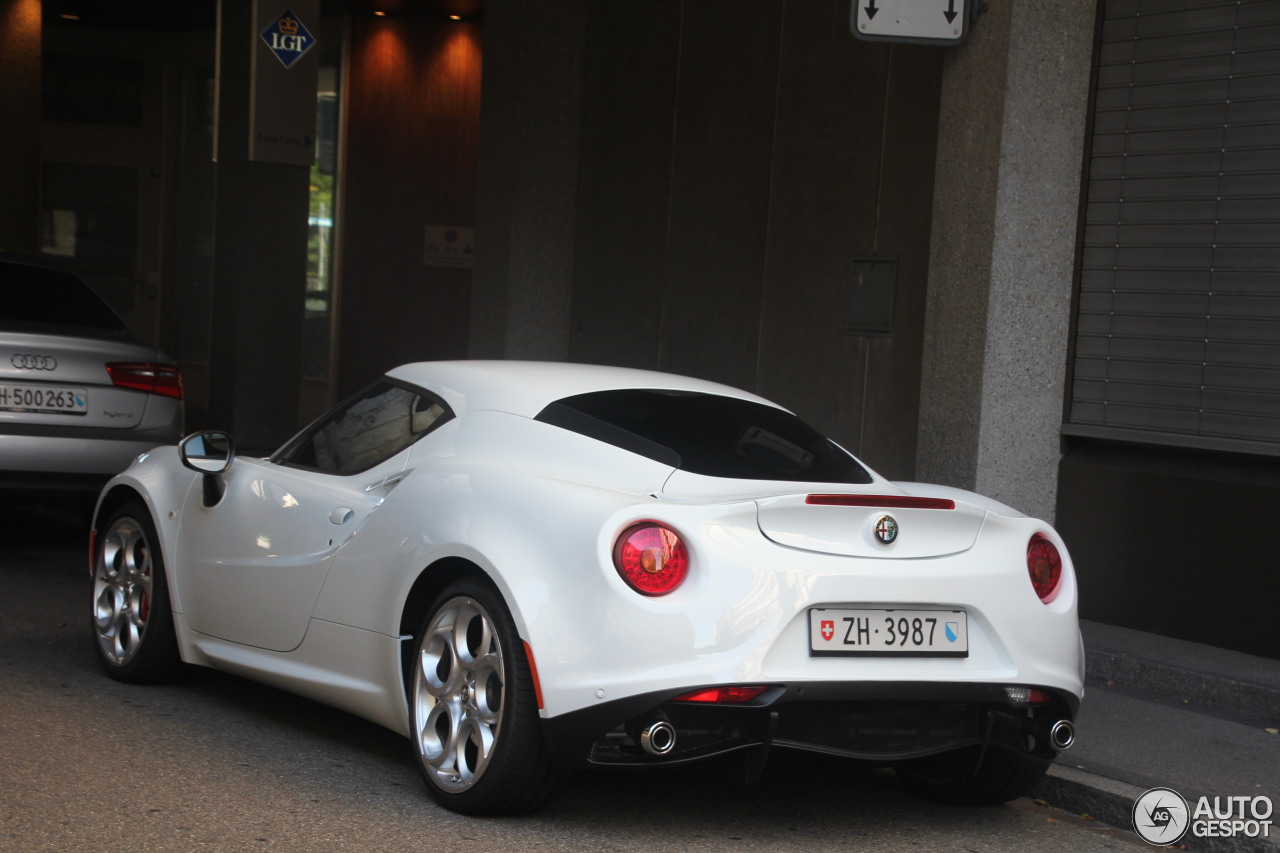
<box><xmin>852</xmin><ymin>0</ymin><xmax>969</xmax><ymax>45</ymax></box>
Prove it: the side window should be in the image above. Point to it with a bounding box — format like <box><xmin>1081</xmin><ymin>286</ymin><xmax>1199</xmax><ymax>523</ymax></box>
<box><xmin>275</xmin><ymin>381</ymin><xmax>451</xmax><ymax>474</ymax></box>
<box><xmin>411</xmin><ymin>396</ymin><xmax>447</xmax><ymax>435</ymax></box>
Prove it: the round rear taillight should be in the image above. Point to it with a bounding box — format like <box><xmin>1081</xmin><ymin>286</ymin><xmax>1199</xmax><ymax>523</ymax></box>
<box><xmin>1027</xmin><ymin>534</ymin><xmax>1063</xmax><ymax>603</ymax></box>
<box><xmin>613</xmin><ymin>523</ymin><xmax>689</xmax><ymax>596</ymax></box>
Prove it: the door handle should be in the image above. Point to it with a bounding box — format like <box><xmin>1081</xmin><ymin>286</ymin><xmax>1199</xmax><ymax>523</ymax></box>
<box><xmin>329</xmin><ymin>507</ymin><xmax>354</xmax><ymax>525</ymax></box>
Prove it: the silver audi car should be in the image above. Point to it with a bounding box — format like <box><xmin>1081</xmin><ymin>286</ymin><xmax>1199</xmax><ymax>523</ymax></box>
<box><xmin>0</xmin><ymin>251</ymin><xmax>183</xmax><ymax>503</ymax></box>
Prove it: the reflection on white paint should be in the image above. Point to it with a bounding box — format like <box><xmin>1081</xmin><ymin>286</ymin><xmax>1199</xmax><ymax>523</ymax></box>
<box><xmin>256</xmin><ymin>535</ymin><xmax>272</xmax><ymax>550</ymax></box>
<box><xmin>249</xmin><ymin>479</ymin><xmax>299</xmax><ymax>509</ymax></box>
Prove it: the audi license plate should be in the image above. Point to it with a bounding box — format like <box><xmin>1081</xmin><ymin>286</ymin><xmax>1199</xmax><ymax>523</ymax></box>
<box><xmin>809</xmin><ymin>608</ymin><xmax>968</xmax><ymax>657</ymax></box>
<box><xmin>0</xmin><ymin>384</ymin><xmax>88</xmax><ymax>415</ymax></box>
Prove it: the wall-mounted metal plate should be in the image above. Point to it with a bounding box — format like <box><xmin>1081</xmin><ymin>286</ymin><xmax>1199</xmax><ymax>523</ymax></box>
<box><xmin>845</xmin><ymin>258</ymin><xmax>897</xmax><ymax>337</ymax></box>
<box><xmin>851</xmin><ymin>0</ymin><xmax>969</xmax><ymax>46</ymax></box>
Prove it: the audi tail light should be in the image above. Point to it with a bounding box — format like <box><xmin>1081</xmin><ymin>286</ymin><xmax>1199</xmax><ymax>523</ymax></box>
<box><xmin>613</xmin><ymin>523</ymin><xmax>689</xmax><ymax>596</ymax></box>
<box><xmin>106</xmin><ymin>362</ymin><xmax>184</xmax><ymax>399</ymax></box>
<box><xmin>1027</xmin><ymin>534</ymin><xmax>1063</xmax><ymax>603</ymax></box>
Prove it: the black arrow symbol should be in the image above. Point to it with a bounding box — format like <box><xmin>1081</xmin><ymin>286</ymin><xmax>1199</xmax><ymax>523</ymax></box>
<box><xmin>944</xmin><ymin>0</ymin><xmax>958</xmax><ymax>23</ymax></box>
<box><xmin>865</xmin><ymin>0</ymin><xmax>879</xmax><ymax>20</ymax></box>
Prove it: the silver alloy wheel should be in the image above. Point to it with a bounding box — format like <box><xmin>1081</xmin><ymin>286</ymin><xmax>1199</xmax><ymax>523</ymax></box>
<box><xmin>93</xmin><ymin>515</ymin><xmax>154</xmax><ymax>666</ymax></box>
<box><xmin>414</xmin><ymin>595</ymin><xmax>506</xmax><ymax>792</ymax></box>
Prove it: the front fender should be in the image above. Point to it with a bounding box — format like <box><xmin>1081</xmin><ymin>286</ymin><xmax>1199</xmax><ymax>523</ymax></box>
<box><xmin>93</xmin><ymin>446</ymin><xmax>200</xmax><ymax>610</ymax></box>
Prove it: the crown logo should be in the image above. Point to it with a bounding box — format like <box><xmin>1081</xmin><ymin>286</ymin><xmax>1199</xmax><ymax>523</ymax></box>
<box><xmin>278</xmin><ymin>15</ymin><xmax>299</xmax><ymax>34</ymax></box>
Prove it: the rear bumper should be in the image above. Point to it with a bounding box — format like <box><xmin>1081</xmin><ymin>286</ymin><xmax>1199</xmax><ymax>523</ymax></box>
<box><xmin>0</xmin><ymin>429</ymin><xmax>174</xmax><ymax>497</ymax></box>
<box><xmin>542</xmin><ymin>681</ymin><xmax>1078</xmax><ymax>771</ymax></box>
<box><xmin>0</xmin><ymin>470</ymin><xmax>114</xmax><ymax>499</ymax></box>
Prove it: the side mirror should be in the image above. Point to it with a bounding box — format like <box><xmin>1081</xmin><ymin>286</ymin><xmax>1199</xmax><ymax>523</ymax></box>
<box><xmin>180</xmin><ymin>431</ymin><xmax>235</xmax><ymax>506</ymax></box>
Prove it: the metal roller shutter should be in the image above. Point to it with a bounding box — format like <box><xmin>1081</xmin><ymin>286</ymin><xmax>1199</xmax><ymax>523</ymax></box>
<box><xmin>1066</xmin><ymin>0</ymin><xmax>1280</xmax><ymax>455</ymax></box>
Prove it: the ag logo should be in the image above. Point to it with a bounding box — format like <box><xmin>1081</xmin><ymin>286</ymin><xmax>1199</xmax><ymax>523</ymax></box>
<box><xmin>1132</xmin><ymin>787</ymin><xmax>1190</xmax><ymax>846</ymax></box>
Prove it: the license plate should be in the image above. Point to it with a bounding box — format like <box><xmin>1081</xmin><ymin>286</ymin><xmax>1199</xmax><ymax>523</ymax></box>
<box><xmin>0</xmin><ymin>383</ymin><xmax>88</xmax><ymax>415</ymax></box>
<box><xmin>810</xmin><ymin>608</ymin><xmax>968</xmax><ymax>657</ymax></box>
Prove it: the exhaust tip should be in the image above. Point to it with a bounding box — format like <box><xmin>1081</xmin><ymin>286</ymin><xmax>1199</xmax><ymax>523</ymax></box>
<box><xmin>640</xmin><ymin>720</ymin><xmax>677</xmax><ymax>756</ymax></box>
<box><xmin>1050</xmin><ymin>719</ymin><xmax>1075</xmax><ymax>750</ymax></box>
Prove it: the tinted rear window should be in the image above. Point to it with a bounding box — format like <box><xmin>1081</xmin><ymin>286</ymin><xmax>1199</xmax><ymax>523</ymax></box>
<box><xmin>0</xmin><ymin>262</ymin><xmax>129</xmax><ymax>335</ymax></box>
<box><xmin>536</xmin><ymin>389</ymin><xmax>872</xmax><ymax>484</ymax></box>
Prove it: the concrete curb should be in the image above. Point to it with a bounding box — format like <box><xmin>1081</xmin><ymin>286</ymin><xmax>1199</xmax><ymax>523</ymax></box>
<box><xmin>1033</xmin><ymin>764</ymin><xmax>1279</xmax><ymax>853</ymax></box>
<box><xmin>1033</xmin><ymin>764</ymin><xmax>1144</xmax><ymax>839</ymax></box>
<box><xmin>1087</xmin><ymin>648</ymin><xmax>1280</xmax><ymax>724</ymax></box>
<box><xmin>1080</xmin><ymin>621</ymin><xmax>1280</xmax><ymax>724</ymax></box>
<box><xmin>1037</xmin><ymin>621</ymin><xmax>1280</xmax><ymax>851</ymax></box>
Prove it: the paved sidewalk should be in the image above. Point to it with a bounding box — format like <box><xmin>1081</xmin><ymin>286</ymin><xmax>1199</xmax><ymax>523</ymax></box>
<box><xmin>1032</xmin><ymin>620</ymin><xmax>1280</xmax><ymax>852</ymax></box>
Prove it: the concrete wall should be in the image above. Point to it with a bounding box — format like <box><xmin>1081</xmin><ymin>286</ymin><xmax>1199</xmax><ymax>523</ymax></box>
<box><xmin>470</xmin><ymin>0</ymin><xmax>587</xmax><ymax>364</ymax></box>
<box><xmin>1058</xmin><ymin>442</ymin><xmax>1280</xmax><ymax>659</ymax></box>
<box><xmin>917</xmin><ymin>0</ymin><xmax>1097</xmax><ymax>520</ymax></box>
<box><xmin>336</xmin><ymin>15</ymin><xmax>481</xmax><ymax>396</ymax></box>
<box><xmin>0</xmin><ymin>0</ymin><xmax>41</xmax><ymax>252</ymax></box>
<box><xmin>474</xmin><ymin>0</ymin><xmax>944</xmax><ymax>479</ymax></box>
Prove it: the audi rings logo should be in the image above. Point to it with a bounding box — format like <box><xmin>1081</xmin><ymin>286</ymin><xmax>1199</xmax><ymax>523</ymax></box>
<box><xmin>11</xmin><ymin>353</ymin><xmax>57</xmax><ymax>371</ymax></box>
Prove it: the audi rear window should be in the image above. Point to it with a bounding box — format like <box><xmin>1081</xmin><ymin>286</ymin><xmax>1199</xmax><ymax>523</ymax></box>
<box><xmin>0</xmin><ymin>262</ymin><xmax>130</xmax><ymax>335</ymax></box>
<box><xmin>536</xmin><ymin>389</ymin><xmax>872</xmax><ymax>484</ymax></box>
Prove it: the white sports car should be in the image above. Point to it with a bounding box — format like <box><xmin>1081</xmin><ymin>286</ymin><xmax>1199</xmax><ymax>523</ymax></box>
<box><xmin>91</xmin><ymin>360</ymin><xmax>1083</xmax><ymax>814</ymax></box>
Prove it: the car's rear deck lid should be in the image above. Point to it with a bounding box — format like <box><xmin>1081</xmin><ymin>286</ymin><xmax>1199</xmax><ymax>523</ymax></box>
<box><xmin>0</xmin><ymin>332</ymin><xmax>161</xmax><ymax>428</ymax></box>
<box><xmin>755</xmin><ymin>492</ymin><xmax>985</xmax><ymax>558</ymax></box>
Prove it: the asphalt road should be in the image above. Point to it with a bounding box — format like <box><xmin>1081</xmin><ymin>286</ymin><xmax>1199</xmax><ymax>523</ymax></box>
<box><xmin>0</xmin><ymin>502</ymin><xmax>1143</xmax><ymax>852</ymax></box>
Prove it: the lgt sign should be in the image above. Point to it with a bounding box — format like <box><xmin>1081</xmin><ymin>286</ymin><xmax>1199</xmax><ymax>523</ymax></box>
<box><xmin>260</xmin><ymin>8</ymin><xmax>316</xmax><ymax>70</ymax></box>
<box><xmin>247</xmin><ymin>0</ymin><xmax>319</xmax><ymax>166</ymax></box>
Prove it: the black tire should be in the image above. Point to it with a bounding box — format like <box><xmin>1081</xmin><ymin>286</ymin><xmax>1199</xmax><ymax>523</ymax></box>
<box><xmin>91</xmin><ymin>501</ymin><xmax>183</xmax><ymax>683</ymax></box>
<box><xmin>897</xmin><ymin>745</ymin><xmax>1050</xmax><ymax>805</ymax></box>
<box><xmin>408</xmin><ymin>576</ymin><xmax>563</xmax><ymax>815</ymax></box>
